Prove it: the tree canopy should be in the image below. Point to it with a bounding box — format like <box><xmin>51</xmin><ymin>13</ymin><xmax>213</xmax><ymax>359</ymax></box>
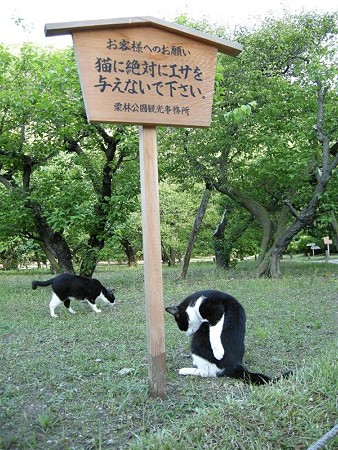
<box><xmin>160</xmin><ymin>11</ymin><xmax>338</xmax><ymax>276</ymax></box>
<box><xmin>0</xmin><ymin>10</ymin><xmax>337</xmax><ymax>277</ymax></box>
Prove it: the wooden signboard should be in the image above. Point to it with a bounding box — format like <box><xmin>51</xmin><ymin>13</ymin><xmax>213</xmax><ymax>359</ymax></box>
<box><xmin>72</xmin><ymin>27</ymin><xmax>217</xmax><ymax>127</ymax></box>
<box><xmin>45</xmin><ymin>17</ymin><xmax>242</xmax><ymax>397</ymax></box>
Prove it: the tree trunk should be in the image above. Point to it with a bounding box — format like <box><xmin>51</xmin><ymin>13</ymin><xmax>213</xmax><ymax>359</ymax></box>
<box><xmin>121</xmin><ymin>238</ymin><xmax>138</xmax><ymax>267</ymax></box>
<box><xmin>39</xmin><ymin>242</ymin><xmax>59</xmax><ymax>273</ymax></box>
<box><xmin>330</xmin><ymin>211</ymin><xmax>338</xmax><ymax>251</ymax></box>
<box><xmin>161</xmin><ymin>242</ymin><xmax>175</xmax><ymax>266</ymax></box>
<box><xmin>169</xmin><ymin>247</ymin><xmax>176</xmax><ymax>266</ymax></box>
<box><xmin>230</xmin><ymin>189</ymin><xmax>274</xmax><ymax>265</ymax></box>
<box><xmin>267</xmin><ymin>248</ymin><xmax>282</xmax><ymax>278</ymax></box>
<box><xmin>79</xmin><ymin>235</ymin><xmax>102</xmax><ymax>277</ymax></box>
<box><xmin>213</xmin><ymin>208</ymin><xmax>229</xmax><ymax>268</ymax></box>
<box><xmin>73</xmin><ymin>127</ymin><xmax>123</xmax><ymax>278</ymax></box>
<box><xmin>180</xmin><ymin>185</ymin><xmax>212</xmax><ymax>279</ymax></box>
<box><xmin>161</xmin><ymin>241</ymin><xmax>169</xmax><ymax>265</ymax></box>
<box><xmin>213</xmin><ymin>208</ymin><xmax>254</xmax><ymax>269</ymax></box>
<box><xmin>212</xmin><ymin>184</ymin><xmax>274</xmax><ymax>266</ymax></box>
<box><xmin>30</xmin><ymin>201</ymin><xmax>75</xmax><ymax>274</ymax></box>
<box><xmin>253</xmin><ymin>204</ymin><xmax>289</xmax><ymax>277</ymax></box>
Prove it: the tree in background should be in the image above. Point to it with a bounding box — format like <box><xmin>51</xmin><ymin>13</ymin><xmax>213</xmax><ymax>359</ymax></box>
<box><xmin>1</xmin><ymin>12</ymin><xmax>337</xmax><ymax>277</ymax></box>
<box><xmin>161</xmin><ymin>11</ymin><xmax>338</xmax><ymax>277</ymax></box>
<box><xmin>0</xmin><ymin>44</ymin><xmax>139</xmax><ymax>275</ymax></box>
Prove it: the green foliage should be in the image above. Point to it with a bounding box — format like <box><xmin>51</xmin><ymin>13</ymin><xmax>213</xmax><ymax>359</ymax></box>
<box><xmin>287</xmin><ymin>235</ymin><xmax>321</xmax><ymax>254</ymax></box>
<box><xmin>0</xmin><ymin>11</ymin><xmax>337</xmax><ymax>272</ymax></box>
<box><xmin>159</xmin><ymin>182</ymin><xmax>200</xmax><ymax>258</ymax></box>
<box><xmin>31</xmin><ymin>153</ymin><xmax>96</xmax><ymax>233</ymax></box>
<box><xmin>224</xmin><ymin>101</ymin><xmax>257</xmax><ymax>124</ymax></box>
<box><xmin>0</xmin><ymin>43</ymin><xmax>140</xmax><ymax>269</ymax></box>
<box><xmin>159</xmin><ymin>10</ymin><xmax>338</xmax><ymax>273</ymax></box>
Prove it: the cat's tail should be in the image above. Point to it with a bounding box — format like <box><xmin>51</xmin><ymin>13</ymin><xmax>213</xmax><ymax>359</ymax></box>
<box><xmin>32</xmin><ymin>279</ymin><xmax>54</xmax><ymax>290</ymax></box>
<box><xmin>224</xmin><ymin>366</ymin><xmax>292</xmax><ymax>385</ymax></box>
<box><xmin>244</xmin><ymin>369</ymin><xmax>293</xmax><ymax>385</ymax></box>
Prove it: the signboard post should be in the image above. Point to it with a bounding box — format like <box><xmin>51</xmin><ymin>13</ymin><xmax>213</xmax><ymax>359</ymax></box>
<box><xmin>45</xmin><ymin>16</ymin><xmax>242</xmax><ymax>397</ymax></box>
<box><xmin>139</xmin><ymin>126</ymin><xmax>166</xmax><ymax>396</ymax></box>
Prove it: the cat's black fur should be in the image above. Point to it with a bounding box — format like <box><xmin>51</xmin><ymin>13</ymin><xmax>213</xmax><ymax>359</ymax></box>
<box><xmin>32</xmin><ymin>273</ymin><xmax>115</xmax><ymax>317</ymax></box>
<box><xmin>166</xmin><ymin>289</ymin><xmax>292</xmax><ymax>385</ymax></box>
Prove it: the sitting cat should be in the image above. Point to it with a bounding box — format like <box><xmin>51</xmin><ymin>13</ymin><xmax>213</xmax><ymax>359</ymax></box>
<box><xmin>166</xmin><ymin>289</ymin><xmax>292</xmax><ymax>385</ymax></box>
<box><xmin>32</xmin><ymin>273</ymin><xmax>115</xmax><ymax>318</ymax></box>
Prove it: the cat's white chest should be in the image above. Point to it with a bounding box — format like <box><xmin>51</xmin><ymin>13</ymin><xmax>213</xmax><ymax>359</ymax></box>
<box><xmin>186</xmin><ymin>296</ymin><xmax>207</xmax><ymax>336</ymax></box>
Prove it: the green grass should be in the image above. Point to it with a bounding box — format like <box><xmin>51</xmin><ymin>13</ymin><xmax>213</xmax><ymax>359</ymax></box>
<box><xmin>0</xmin><ymin>259</ymin><xmax>337</xmax><ymax>449</ymax></box>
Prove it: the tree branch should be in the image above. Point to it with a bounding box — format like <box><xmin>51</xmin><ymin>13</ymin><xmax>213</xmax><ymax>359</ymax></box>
<box><xmin>315</xmin><ymin>80</ymin><xmax>330</xmax><ymax>171</ymax></box>
<box><xmin>0</xmin><ymin>174</ymin><xmax>14</xmax><ymax>189</ymax></box>
<box><xmin>283</xmin><ymin>199</ymin><xmax>301</xmax><ymax>219</ymax></box>
<box><xmin>65</xmin><ymin>138</ymin><xmax>84</xmax><ymax>155</ymax></box>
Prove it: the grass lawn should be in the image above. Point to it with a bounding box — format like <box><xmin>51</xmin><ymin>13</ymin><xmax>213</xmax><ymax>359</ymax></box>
<box><xmin>0</xmin><ymin>259</ymin><xmax>337</xmax><ymax>449</ymax></box>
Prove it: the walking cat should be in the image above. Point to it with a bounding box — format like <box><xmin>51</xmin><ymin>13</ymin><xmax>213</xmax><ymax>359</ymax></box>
<box><xmin>32</xmin><ymin>273</ymin><xmax>115</xmax><ymax>318</ymax></box>
<box><xmin>166</xmin><ymin>289</ymin><xmax>292</xmax><ymax>385</ymax></box>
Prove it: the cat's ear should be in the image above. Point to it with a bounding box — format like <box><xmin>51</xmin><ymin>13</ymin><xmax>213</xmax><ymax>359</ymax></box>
<box><xmin>165</xmin><ymin>306</ymin><xmax>178</xmax><ymax>316</ymax></box>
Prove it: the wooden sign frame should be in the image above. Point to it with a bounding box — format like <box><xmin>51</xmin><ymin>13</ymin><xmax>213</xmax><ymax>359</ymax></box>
<box><xmin>45</xmin><ymin>16</ymin><xmax>242</xmax><ymax>397</ymax></box>
<box><xmin>72</xmin><ymin>27</ymin><xmax>218</xmax><ymax>127</ymax></box>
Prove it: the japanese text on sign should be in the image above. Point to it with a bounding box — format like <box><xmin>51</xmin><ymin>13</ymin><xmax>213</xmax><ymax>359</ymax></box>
<box><xmin>106</xmin><ymin>38</ymin><xmax>191</xmax><ymax>56</ymax></box>
<box><xmin>94</xmin><ymin>40</ymin><xmax>205</xmax><ymax>101</ymax></box>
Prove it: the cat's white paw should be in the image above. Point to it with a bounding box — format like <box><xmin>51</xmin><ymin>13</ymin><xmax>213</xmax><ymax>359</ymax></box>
<box><xmin>90</xmin><ymin>304</ymin><xmax>102</xmax><ymax>313</ymax></box>
<box><xmin>212</xmin><ymin>346</ymin><xmax>224</xmax><ymax>360</ymax></box>
<box><xmin>179</xmin><ymin>368</ymin><xmax>201</xmax><ymax>376</ymax></box>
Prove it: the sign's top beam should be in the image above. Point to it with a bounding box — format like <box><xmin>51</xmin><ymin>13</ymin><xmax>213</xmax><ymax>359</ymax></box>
<box><xmin>45</xmin><ymin>16</ymin><xmax>243</xmax><ymax>57</ymax></box>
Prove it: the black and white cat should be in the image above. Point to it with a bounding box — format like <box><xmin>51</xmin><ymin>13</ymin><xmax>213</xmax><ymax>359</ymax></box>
<box><xmin>166</xmin><ymin>289</ymin><xmax>292</xmax><ymax>385</ymax></box>
<box><xmin>32</xmin><ymin>273</ymin><xmax>115</xmax><ymax>318</ymax></box>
